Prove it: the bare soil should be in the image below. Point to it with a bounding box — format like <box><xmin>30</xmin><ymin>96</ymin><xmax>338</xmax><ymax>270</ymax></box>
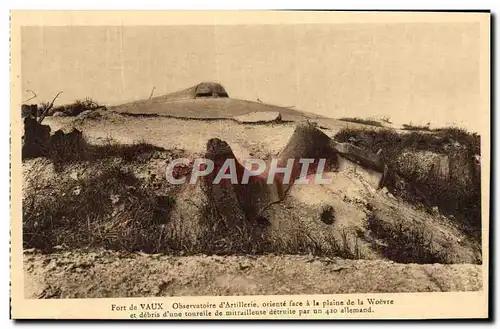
<box><xmin>24</xmin><ymin>249</ymin><xmax>482</xmax><ymax>299</ymax></box>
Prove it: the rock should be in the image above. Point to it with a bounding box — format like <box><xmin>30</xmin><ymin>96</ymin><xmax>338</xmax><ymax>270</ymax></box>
<box><xmin>203</xmin><ymin>138</ymin><xmax>259</xmax><ymax>221</ymax></box>
<box><xmin>239</xmin><ymin>261</ymin><xmax>252</xmax><ymax>270</ymax></box>
<box><xmin>52</xmin><ymin>111</ymin><xmax>67</xmax><ymax>117</ymax></box>
<box><xmin>77</xmin><ymin>110</ymin><xmax>93</xmax><ymax>118</ymax></box>
<box><xmin>45</xmin><ymin>259</ymin><xmax>57</xmax><ymax>272</ymax></box>
<box><xmin>233</xmin><ymin>111</ymin><xmax>282</xmax><ymax>124</ymax></box>
<box><xmin>87</xmin><ymin>252</ymin><xmax>99</xmax><ymax>261</ymax></box>
<box><xmin>75</xmin><ymin>261</ymin><xmax>91</xmax><ymax>269</ymax></box>
<box><xmin>72</xmin><ymin>186</ymin><xmax>82</xmax><ymax>196</ymax></box>
<box><xmin>69</xmin><ymin>171</ymin><xmax>79</xmax><ymax>180</ymax></box>
<box><xmin>329</xmin><ymin>266</ymin><xmax>347</xmax><ymax>272</ymax></box>
<box><xmin>277</xmin><ymin>122</ymin><xmax>335</xmax><ymax>196</ymax></box>
<box><xmin>211</xmin><ymin>255</ymin><xmax>224</xmax><ymax>262</ymax></box>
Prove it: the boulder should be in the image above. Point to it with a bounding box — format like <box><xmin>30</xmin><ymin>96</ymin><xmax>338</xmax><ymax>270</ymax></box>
<box><xmin>276</xmin><ymin>122</ymin><xmax>336</xmax><ymax>194</ymax></box>
<box><xmin>203</xmin><ymin>138</ymin><xmax>281</xmax><ymax>221</ymax></box>
<box><xmin>330</xmin><ymin>140</ymin><xmax>383</xmax><ymax>172</ymax></box>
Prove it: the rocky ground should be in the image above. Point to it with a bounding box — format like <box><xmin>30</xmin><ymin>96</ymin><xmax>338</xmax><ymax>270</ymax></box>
<box><xmin>24</xmin><ymin>249</ymin><xmax>482</xmax><ymax>299</ymax></box>
<box><xmin>22</xmin><ymin>104</ymin><xmax>483</xmax><ymax>299</ymax></box>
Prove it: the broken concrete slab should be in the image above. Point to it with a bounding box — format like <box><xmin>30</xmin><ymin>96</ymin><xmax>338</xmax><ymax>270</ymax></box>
<box><xmin>233</xmin><ymin>111</ymin><xmax>282</xmax><ymax>124</ymax></box>
<box><xmin>330</xmin><ymin>140</ymin><xmax>383</xmax><ymax>172</ymax></box>
<box><xmin>337</xmin><ymin>156</ymin><xmax>384</xmax><ymax>190</ymax></box>
<box><xmin>203</xmin><ymin>138</ymin><xmax>281</xmax><ymax>221</ymax></box>
<box><xmin>277</xmin><ymin>121</ymin><xmax>337</xmax><ymax>195</ymax></box>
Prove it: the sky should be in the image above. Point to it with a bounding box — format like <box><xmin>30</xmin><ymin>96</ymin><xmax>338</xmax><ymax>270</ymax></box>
<box><xmin>21</xmin><ymin>23</ymin><xmax>483</xmax><ymax>131</ymax></box>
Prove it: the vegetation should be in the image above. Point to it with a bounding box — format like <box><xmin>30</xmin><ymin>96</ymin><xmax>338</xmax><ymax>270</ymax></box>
<box><xmin>402</xmin><ymin>122</ymin><xmax>431</xmax><ymax>131</ymax></box>
<box><xmin>49</xmin><ymin>97</ymin><xmax>103</xmax><ymax>116</ymax></box>
<box><xmin>367</xmin><ymin>211</ymin><xmax>451</xmax><ymax>264</ymax></box>
<box><xmin>334</xmin><ymin>126</ymin><xmax>481</xmax><ymax>235</ymax></box>
<box><xmin>338</xmin><ymin>117</ymin><xmax>384</xmax><ymax>127</ymax></box>
<box><xmin>380</xmin><ymin>116</ymin><xmax>392</xmax><ymax>124</ymax></box>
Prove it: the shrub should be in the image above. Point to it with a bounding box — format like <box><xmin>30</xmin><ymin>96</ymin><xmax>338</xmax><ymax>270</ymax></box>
<box><xmin>402</xmin><ymin>123</ymin><xmax>431</xmax><ymax>131</ymax></box>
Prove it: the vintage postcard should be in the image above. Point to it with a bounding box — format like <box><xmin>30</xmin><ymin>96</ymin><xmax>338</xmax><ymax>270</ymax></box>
<box><xmin>10</xmin><ymin>10</ymin><xmax>490</xmax><ymax>319</ymax></box>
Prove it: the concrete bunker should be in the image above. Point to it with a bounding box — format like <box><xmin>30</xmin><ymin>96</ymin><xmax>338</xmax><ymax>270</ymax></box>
<box><xmin>194</xmin><ymin>82</ymin><xmax>229</xmax><ymax>98</ymax></box>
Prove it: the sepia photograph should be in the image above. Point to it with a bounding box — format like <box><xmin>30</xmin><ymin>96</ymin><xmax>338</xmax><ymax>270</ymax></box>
<box><xmin>10</xmin><ymin>10</ymin><xmax>490</xmax><ymax>319</ymax></box>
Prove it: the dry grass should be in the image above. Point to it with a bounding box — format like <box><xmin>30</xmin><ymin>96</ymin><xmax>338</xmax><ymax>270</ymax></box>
<box><xmin>367</xmin><ymin>211</ymin><xmax>451</xmax><ymax>264</ymax></box>
<box><xmin>334</xmin><ymin>127</ymin><xmax>481</xmax><ymax>235</ymax></box>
